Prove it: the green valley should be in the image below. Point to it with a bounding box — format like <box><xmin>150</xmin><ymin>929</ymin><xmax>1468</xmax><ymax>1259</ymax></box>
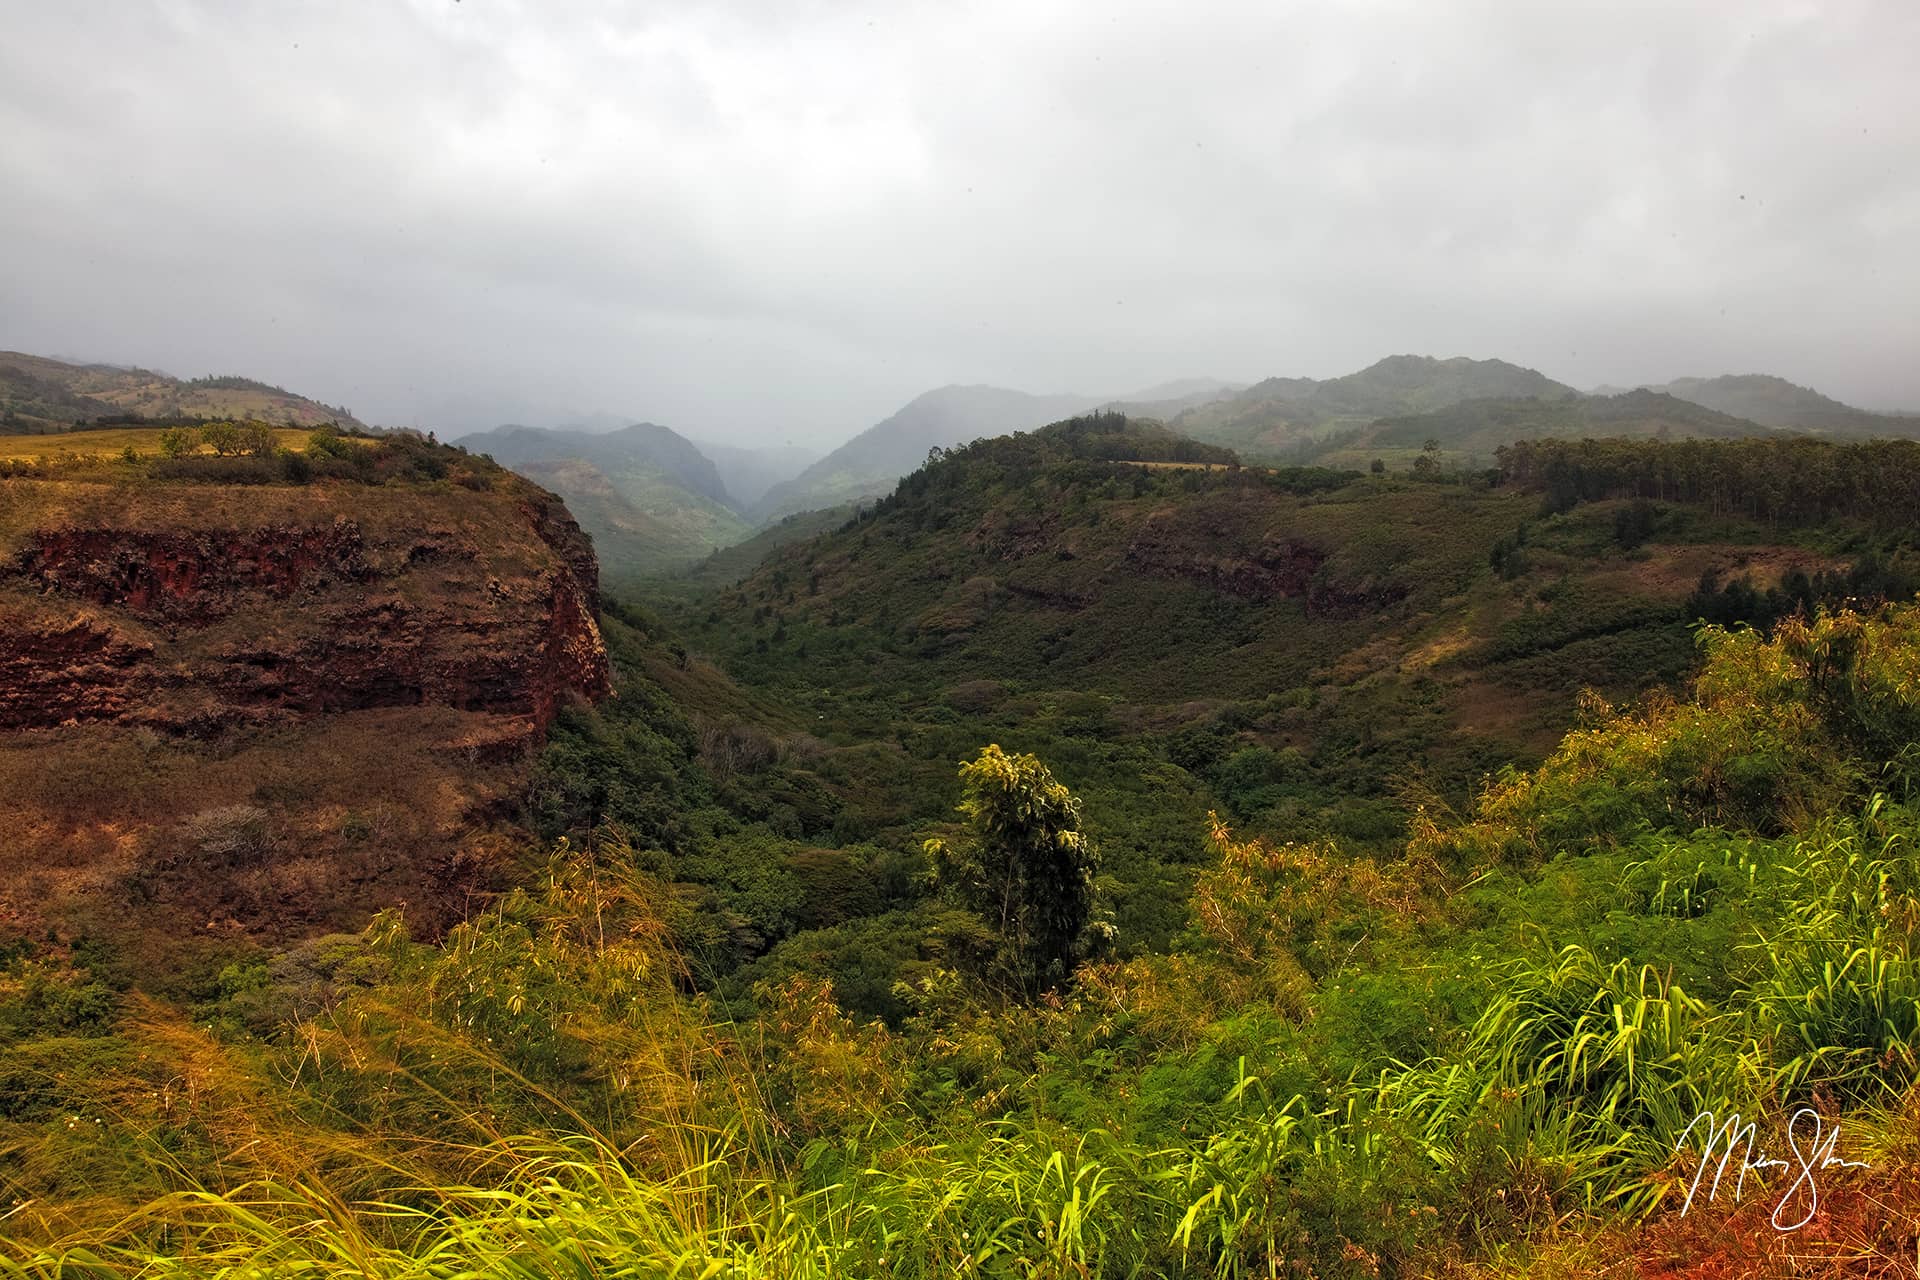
<box><xmin>8</xmin><ymin>408</ymin><xmax>1920</xmax><ymax>1276</ymax></box>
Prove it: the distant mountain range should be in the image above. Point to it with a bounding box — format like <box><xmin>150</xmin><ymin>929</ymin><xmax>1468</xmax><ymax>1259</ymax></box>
<box><xmin>752</xmin><ymin>378</ymin><xmax>1247</xmax><ymax>522</ymax></box>
<box><xmin>1171</xmin><ymin>356</ymin><xmax>1920</xmax><ymax>467</ymax></box>
<box><xmin>0</xmin><ymin>351</ymin><xmax>365</xmax><ymax>430</ymax></box>
<box><xmin>15</xmin><ymin>344</ymin><xmax>1920</xmax><ymax>590</ymax></box>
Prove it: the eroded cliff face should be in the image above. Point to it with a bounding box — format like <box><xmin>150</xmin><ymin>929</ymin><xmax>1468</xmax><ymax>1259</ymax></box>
<box><xmin>0</xmin><ymin>476</ymin><xmax>610</xmax><ymax>737</ymax></box>
<box><xmin>0</xmin><ymin>467</ymin><xmax>613</xmax><ymax>951</ymax></box>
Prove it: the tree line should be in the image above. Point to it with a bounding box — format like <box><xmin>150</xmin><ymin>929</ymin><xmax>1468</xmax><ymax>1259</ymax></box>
<box><xmin>1496</xmin><ymin>436</ymin><xmax>1920</xmax><ymax>527</ymax></box>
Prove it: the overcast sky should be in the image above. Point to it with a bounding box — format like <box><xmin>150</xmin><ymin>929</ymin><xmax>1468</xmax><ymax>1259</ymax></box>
<box><xmin>2</xmin><ymin>0</ymin><xmax>1915</xmax><ymax>445</ymax></box>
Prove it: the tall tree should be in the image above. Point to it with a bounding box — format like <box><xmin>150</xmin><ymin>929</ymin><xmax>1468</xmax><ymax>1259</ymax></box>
<box><xmin>925</xmin><ymin>745</ymin><xmax>1104</xmax><ymax>999</ymax></box>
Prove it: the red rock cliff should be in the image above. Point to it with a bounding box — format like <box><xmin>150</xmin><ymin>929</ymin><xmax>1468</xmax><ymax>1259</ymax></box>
<box><xmin>0</xmin><ymin>473</ymin><xmax>611</xmax><ymax>737</ymax></box>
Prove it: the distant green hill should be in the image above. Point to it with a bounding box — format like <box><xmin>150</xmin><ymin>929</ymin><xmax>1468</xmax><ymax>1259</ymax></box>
<box><xmin>460</xmin><ymin>422</ymin><xmax>752</xmax><ymax>581</ymax></box>
<box><xmin>0</xmin><ymin>350</ymin><xmax>366</xmax><ymax>431</ymax></box>
<box><xmin>1174</xmin><ymin>354</ymin><xmax>1576</xmax><ymax>456</ymax></box>
<box><xmin>1314</xmin><ymin>389</ymin><xmax>1780</xmax><ymax>470</ymax></box>
<box><xmin>1636</xmin><ymin>373</ymin><xmax>1920</xmax><ymax>436</ymax></box>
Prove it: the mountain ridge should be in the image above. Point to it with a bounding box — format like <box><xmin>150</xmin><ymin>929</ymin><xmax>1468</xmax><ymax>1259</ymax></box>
<box><xmin>1173</xmin><ymin>354</ymin><xmax>1579</xmax><ymax>455</ymax></box>
<box><xmin>1596</xmin><ymin>372</ymin><xmax>1920</xmax><ymax>435</ymax></box>
<box><xmin>0</xmin><ymin>350</ymin><xmax>367</xmax><ymax>431</ymax></box>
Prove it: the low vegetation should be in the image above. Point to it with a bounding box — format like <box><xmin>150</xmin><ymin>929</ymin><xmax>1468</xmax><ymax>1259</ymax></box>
<box><xmin>8</xmin><ymin>599</ymin><xmax>1920</xmax><ymax>1275</ymax></box>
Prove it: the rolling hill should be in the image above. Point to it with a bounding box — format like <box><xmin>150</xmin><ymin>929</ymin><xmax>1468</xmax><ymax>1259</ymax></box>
<box><xmin>0</xmin><ymin>350</ymin><xmax>365</xmax><ymax>431</ymax></box>
<box><xmin>1172</xmin><ymin>354</ymin><xmax>1576</xmax><ymax>456</ymax></box>
<box><xmin>1309</xmin><ymin>388</ymin><xmax>1783</xmax><ymax>469</ymax></box>
<box><xmin>676</xmin><ymin>501</ymin><xmax>863</xmax><ymax>591</ymax></box>
<box><xmin>650</xmin><ymin>413</ymin><xmax>1917</xmax><ymax>991</ymax></box>
<box><xmin>751</xmin><ymin>379</ymin><xmax>1246</xmax><ymax>523</ymax></box>
<box><xmin>1626</xmin><ymin>373</ymin><xmax>1920</xmax><ymax>435</ymax></box>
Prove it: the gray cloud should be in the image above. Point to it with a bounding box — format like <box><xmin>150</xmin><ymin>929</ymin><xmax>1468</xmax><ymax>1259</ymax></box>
<box><xmin>2</xmin><ymin>0</ymin><xmax>1916</xmax><ymax>444</ymax></box>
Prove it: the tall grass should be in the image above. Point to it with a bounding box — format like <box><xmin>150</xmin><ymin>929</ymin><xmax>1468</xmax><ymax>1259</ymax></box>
<box><xmin>13</xmin><ymin>608</ymin><xmax>1920</xmax><ymax>1276</ymax></box>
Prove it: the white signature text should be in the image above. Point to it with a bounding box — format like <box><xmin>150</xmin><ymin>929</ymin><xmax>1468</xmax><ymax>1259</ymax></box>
<box><xmin>1674</xmin><ymin>1108</ymin><xmax>1870</xmax><ymax>1231</ymax></box>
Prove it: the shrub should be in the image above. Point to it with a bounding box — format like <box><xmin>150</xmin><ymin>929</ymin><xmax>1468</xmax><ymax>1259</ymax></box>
<box><xmin>178</xmin><ymin>805</ymin><xmax>275</xmax><ymax>868</ymax></box>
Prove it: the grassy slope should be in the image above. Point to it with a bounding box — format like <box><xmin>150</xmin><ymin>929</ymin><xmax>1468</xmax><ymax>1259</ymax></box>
<box><xmin>0</xmin><ymin>426</ymin><xmax>312</xmax><ymax>461</ymax></box>
<box><xmin>635</xmin><ymin>423</ymin><xmax>1875</xmax><ymax>981</ymax></box>
<box><xmin>681</xmin><ymin>442</ymin><xmax>1837</xmax><ymax>775</ymax></box>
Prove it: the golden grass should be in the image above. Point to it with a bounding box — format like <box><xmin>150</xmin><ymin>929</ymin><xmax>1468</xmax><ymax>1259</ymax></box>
<box><xmin>0</xmin><ymin>427</ymin><xmax>311</xmax><ymax>462</ymax></box>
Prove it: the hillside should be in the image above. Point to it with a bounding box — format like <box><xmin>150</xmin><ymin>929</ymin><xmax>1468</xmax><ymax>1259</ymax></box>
<box><xmin>660</xmin><ymin>419</ymin><xmax>1920</xmax><ymax>965</ymax></box>
<box><xmin>0</xmin><ymin>429</ymin><xmax>608</xmax><ymax>988</ymax></box>
<box><xmin>0</xmin><ymin>351</ymin><xmax>366</xmax><ymax>431</ymax></box>
<box><xmin>1638</xmin><ymin>372</ymin><xmax>1920</xmax><ymax>436</ymax></box>
<box><xmin>1174</xmin><ymin>354</ymin><xmax>1576</xmax><ymax>456</ymax></box>
<box><xmin>676</xmin><ymin>500</ymin><xmax>862</xmax><ymax>591</ymax></box>
<box><xmin>752</xmin><ymin>384</ymin><xmax>1106</xmax><ymax>520</ymax></box>
<box><xmin>460</xmin><ymin>422</ymin><xmax>753</xmax><ymax>581</ymax></box>
<box><xmin>1313</xmin><ymin>388</ymin><xmax>1780</xmax><ymax>469</ymax></box>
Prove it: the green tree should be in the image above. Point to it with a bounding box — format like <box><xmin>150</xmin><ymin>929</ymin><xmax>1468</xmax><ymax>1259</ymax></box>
<box><xmin>238</xmin><ymin>422</ymin><xmax>277</xmax><ymax>457</ymax></box>
<box><xmin>157</xmin><ymin>426</ymin><xmax>199</xmax><ymax>458</ymax></box>
<box><xmin>201</xmin><ymin>421</ymin><xmax>241</xmax><ymax>455</ymax></box>
<box><xmin>1614</xmin><ymin>497</ymin><xmax>1657</xmax><ymax>549</ymax></box>
<box><xmin>924</xmin><ymin>745</ymin><xmax>1104</xmax><ymax>998</ymax></box>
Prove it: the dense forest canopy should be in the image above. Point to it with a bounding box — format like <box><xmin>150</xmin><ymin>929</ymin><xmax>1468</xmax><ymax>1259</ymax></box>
<box><xmin>1499</xmin><ymin>435</ymin><xmax>1920</xmax><ymax>526</ymax></box>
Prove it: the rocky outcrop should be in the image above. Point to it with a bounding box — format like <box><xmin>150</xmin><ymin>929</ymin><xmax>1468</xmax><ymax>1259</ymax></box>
<box><xmin>0</xmin><ymin>477</ymin><xmax>611</xmax><ymax>739</ymax></box>
<box><xmin>0</xmin><ymin>615</ymin><xmax>153</xmax><ymax>729</ymax></box>
<box><xmin>1123</xmin><ymin>510</ymin><xmax>1405</xmax><ymax>617</ymax></box>
<box><xmin>11</xmin><ymin>522</ymin><xmax>372</xmax><ymax>622</ymax></box>
<box><xmin>518</xmin><ymin>488</ymin><xmax>603</xmax><ymax>614</ymax></box>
